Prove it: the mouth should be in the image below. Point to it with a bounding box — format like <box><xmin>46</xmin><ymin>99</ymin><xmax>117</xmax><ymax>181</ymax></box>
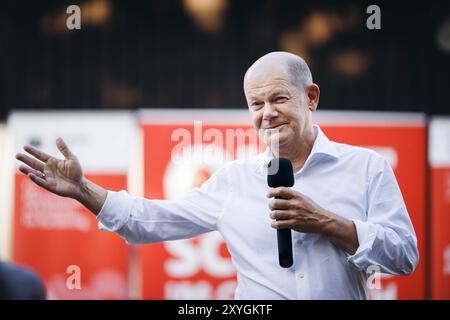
<box><xmin>263</xmin><ymin>123</ymin><xmax>287</xmax><ymax>130</ymax></box>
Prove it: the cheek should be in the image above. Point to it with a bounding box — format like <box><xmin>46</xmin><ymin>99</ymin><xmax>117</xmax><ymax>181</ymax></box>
<box><xmin>251</xmin><ymin>110</ymin><xmax>263</xmax><ymax>128</ymax></box>
<box><xmin>286</xmin><ymin>103</ymin><xmax>305</xmax><ymax>124</ymax></box>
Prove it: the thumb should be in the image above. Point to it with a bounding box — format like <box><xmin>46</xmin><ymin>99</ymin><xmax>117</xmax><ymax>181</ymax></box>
<box><xmin>56</xmin><ymin>137</ymin><xmax>75</xmax><ymax>159</ymax></box>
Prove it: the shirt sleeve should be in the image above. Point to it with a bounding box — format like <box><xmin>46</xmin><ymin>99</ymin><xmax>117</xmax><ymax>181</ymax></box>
<box><xmin>96</xmin><ymin>166</ymin><xmax>231</xmax><ymax>244</ymax></box>
<box><xmin>346</xmin><ymin>156</ymin><xmax>419</xmax><ymax>275</ymax></box>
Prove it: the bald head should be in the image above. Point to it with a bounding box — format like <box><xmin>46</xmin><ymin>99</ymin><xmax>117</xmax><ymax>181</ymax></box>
<box><xmin>244</xmin><ymin>52</ymin><xmax>313</xmax><ymax>93</ymax></box>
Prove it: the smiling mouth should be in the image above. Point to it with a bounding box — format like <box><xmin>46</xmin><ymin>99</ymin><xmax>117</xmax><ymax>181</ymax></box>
<box><xmin>264</xmin><ymin>123</ymin><xmax>286</xmax><ymax>129</ymax></box>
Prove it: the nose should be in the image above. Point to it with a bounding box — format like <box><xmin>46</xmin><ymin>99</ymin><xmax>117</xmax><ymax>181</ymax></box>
<box><xmin>262</xmin><ymin>103</ymin><xmax>278</xmax><ymax>121</ymax></box>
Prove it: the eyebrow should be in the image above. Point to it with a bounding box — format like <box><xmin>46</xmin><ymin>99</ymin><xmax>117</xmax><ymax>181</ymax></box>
<box><xmin>247</xmin><ymin>87</ymin><xmax>290</xmax><ymax>101</ymax></box>
<box><xmin>268</xmin><ymin>88</ymin><xmax>290</xmax><ymax>98</ymax></box>
<box><xmin>248</xmin><ymin>96</ymin><xmax>261</xmax><ymax>101</ymax></box>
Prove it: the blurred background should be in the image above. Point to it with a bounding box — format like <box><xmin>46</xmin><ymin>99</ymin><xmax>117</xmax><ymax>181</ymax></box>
<box><xmin>0</xmin><ymin>0</ymin><xmax>449</xmax><ymax>117</ymax></box>
<box><xmin>0</xmin><ymin>0</ymin><xmax>450</xmax><ymax>300</ymax></box>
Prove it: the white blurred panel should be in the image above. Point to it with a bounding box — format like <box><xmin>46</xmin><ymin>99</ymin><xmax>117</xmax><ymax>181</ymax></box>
<box><xmin>8</xmin><ymin>111</ymin><xmax>136</xmax><ymax>174</ymax></box>
<box><xmin>0</xmin><ymin>124</ymin><xmax>14</xmax><ymax>260</ymax></box>
<box><xmin>430</xmin><ymin>117</ymin><xmax>450</xmax><ymax>167</ymax></box>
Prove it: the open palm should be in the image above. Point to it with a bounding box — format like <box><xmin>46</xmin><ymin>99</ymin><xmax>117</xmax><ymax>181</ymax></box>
<box><xmin>16</xmin><ymin>138</ymin><xmax>84</xmax><ymax>199</ymax></box>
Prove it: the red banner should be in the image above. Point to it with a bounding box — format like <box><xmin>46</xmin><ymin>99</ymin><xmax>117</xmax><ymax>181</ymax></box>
<box><xmin>13</xmin><ymin>174</ymin><xmax>129</xmax><ymax>299</ymax></box>
<box><xmin>9</xmin><ymin>111</ymin><xmax>135</xmax><ymax>299</ymax></box>
<box><xmin>429</xmin><ymin>117</ymin><xmax>450</xmax><ymax>299</ymax></box>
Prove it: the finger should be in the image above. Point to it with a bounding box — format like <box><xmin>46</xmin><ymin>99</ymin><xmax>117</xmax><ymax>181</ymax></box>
<box><xmin>269</xmin><ymin>198</ymin><xmax>292</xmax><ymax>210</ymax></box>
<box><xmin>16</xmin><ymin>153</ymin><xmax>45</xmax><ymax>172</ymax></box>
<box><xmin>19</xmin><ymin>165</ymin><xmax>45</xmax><ymax>179</ymax></box>
<box><xmin>266</xmin><ymin>187</ymin><xmax>295</xmax><ymax>199</ymax></box>
<box><xmin>270</xmin><ymin>210</ymin><xmax>293</xmax><ymax>220</ymax></box>
<box><xmin>271</xmin><ymin>219</ymin><xmax>294</xmax><ymax>229</ymax></box>
<box><xmin>23</xmin><ymin>145</ymin><xmax>51</xmax><ymax>162</ymax></box>
<box><xmin>28</xmin><ymin>173</ymin><xmax>50</xmax><ymax>190</ymax></box>
<box><xmin>56</xmin><ymin>137</ymin><xmax>74</xmax><ymax>159</ymax></box>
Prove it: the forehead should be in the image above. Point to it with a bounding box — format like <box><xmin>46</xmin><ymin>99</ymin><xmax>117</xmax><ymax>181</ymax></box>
<box><xmin>244</xmin><ymin>70</ymin><xmax>294</xmax><ymax>99</ymax></box>
<box><xmin>246</xmin><ymin>79</ymin><xmax>291</xmax><ymax>97</ymax></box>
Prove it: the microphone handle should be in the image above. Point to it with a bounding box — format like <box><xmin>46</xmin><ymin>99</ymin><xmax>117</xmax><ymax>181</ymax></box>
<box><xmin>276</xmin><ymin>196</ymin><xmax>293</xmax><ymax>268</ymax></box>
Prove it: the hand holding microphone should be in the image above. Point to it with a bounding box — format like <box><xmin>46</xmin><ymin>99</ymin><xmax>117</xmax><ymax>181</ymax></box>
<box><xmin>267</xmin><ymin>158</ymin><xmax>339</xmax><ymax>268</ymax></box>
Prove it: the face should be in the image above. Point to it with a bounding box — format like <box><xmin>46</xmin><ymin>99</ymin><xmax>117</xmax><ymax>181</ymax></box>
<box><xmin>244</xmin><ymin>66</ymin><xmax>315</xmax><ymax>150</ymax></box>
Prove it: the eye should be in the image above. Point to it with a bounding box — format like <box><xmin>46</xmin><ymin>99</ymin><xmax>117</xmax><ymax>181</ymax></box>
<box><xmin>274</xmin><ymin>96</ymin><xmax>288</xmax><ymax>103</ymax></box>
<box><xmin>251</xmin><ymin>101</ymin><xmax>264</xmax><ymax>109</ymax></box>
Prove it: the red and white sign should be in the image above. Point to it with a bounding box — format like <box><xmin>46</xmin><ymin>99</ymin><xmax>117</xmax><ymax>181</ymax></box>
<box><xmin>138</xmin><ymin>110</ymin><xmax>426</xmax><ymax>300</ymax></box>
<box><xmin>429</xmin><ymin>117</ymin><xmax>450</xmax><ymax>299</ymax></box>
<box><xmin>9</xmin><ymin>111</ymin><xmax>136</xmax><ymax>299</ymax></box>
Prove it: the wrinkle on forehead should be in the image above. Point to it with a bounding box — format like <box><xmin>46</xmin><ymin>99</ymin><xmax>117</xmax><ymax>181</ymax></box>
<box><xmin>244</xmin><ymin>70</ymin><xmax>292</xmax><ymax>95</ymax></box>
<box><xmin>244</xmin><ymin>62</ymin><xmax>296</xmax><ymax>97</ymax></box>
<box><xmin>246</xmin><ymin>78</ymin><xmax>290</xmax><ymax>91</ymax></box>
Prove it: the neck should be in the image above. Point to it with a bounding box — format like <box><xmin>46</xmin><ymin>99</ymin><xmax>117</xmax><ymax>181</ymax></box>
<box><xmin>272</xmin><ymin>126</ymin><xmax>316</xmax><ymax>173</ymax></box>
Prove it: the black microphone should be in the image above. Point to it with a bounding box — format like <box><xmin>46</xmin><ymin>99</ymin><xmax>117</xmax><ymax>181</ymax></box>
<box><xmin>267</xmin><ymin>158</ymin><xmax>295</xmax><ymax>268</ymax></box>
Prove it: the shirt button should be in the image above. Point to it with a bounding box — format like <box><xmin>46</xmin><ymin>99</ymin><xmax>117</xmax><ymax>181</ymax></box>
<box><xmin>297</xmin><ymin>272</ymin><xmax>305</xmax><ymax>279</ymax></box>
<box><xmin>296</xmin><ymin>240</ymin><xmax>303</xmax><ymax>246</ymax></box>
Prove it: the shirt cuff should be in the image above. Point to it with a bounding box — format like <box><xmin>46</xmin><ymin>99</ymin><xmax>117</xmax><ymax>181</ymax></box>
<box><xmin>97</xmin><ymin>190</ymin><xmax>133</xmax><ymax>232</ymax></box>
<box><xmin>345</xmin><ymin>219</ymin><xmax>377</xmax><ymax>269</ymax></box>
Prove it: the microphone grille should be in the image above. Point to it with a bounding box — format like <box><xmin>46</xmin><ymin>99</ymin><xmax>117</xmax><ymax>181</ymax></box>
<box><xmin>267</xmin><ymin>158</ymin><xmax>294</xmax><ymax>187</ymax></box>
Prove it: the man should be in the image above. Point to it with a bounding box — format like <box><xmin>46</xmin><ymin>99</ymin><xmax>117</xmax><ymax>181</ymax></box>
<box><xmin>16</xmin><ymin>51</ymin><xmax>418</xmax><ymax>299</ymax></box>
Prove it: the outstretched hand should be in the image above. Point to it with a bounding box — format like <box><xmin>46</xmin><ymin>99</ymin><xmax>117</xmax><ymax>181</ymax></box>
<box><xmin>16</xmin><ymin>138</ymin><xmax>84</xmax><ymax>199</ymax></box>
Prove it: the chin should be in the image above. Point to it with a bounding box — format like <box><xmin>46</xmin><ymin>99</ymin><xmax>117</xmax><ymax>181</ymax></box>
<box><xmin>265</xmin><ymin>133</ymin><xmax>290</xmax><ymax>150</ymax></box>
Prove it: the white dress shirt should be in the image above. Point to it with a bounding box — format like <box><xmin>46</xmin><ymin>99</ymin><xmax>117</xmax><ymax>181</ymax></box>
<box><xmin>97</xmin><ymin>125</ymin><xmax>419</xmax><ymax>300</ymax></box>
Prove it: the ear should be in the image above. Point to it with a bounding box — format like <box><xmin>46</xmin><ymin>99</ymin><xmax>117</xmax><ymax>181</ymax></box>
<box><xmin>306</xmin><ymin>84</ymin><xmax>320</xmax><ymax>112</ymax></box>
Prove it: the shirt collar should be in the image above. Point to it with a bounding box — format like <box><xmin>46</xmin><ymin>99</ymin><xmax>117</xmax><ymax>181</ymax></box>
<box><xmin>256</xmin><ymin>124</ymin><xmax>339</xmax><ymax>174</ymax></box>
